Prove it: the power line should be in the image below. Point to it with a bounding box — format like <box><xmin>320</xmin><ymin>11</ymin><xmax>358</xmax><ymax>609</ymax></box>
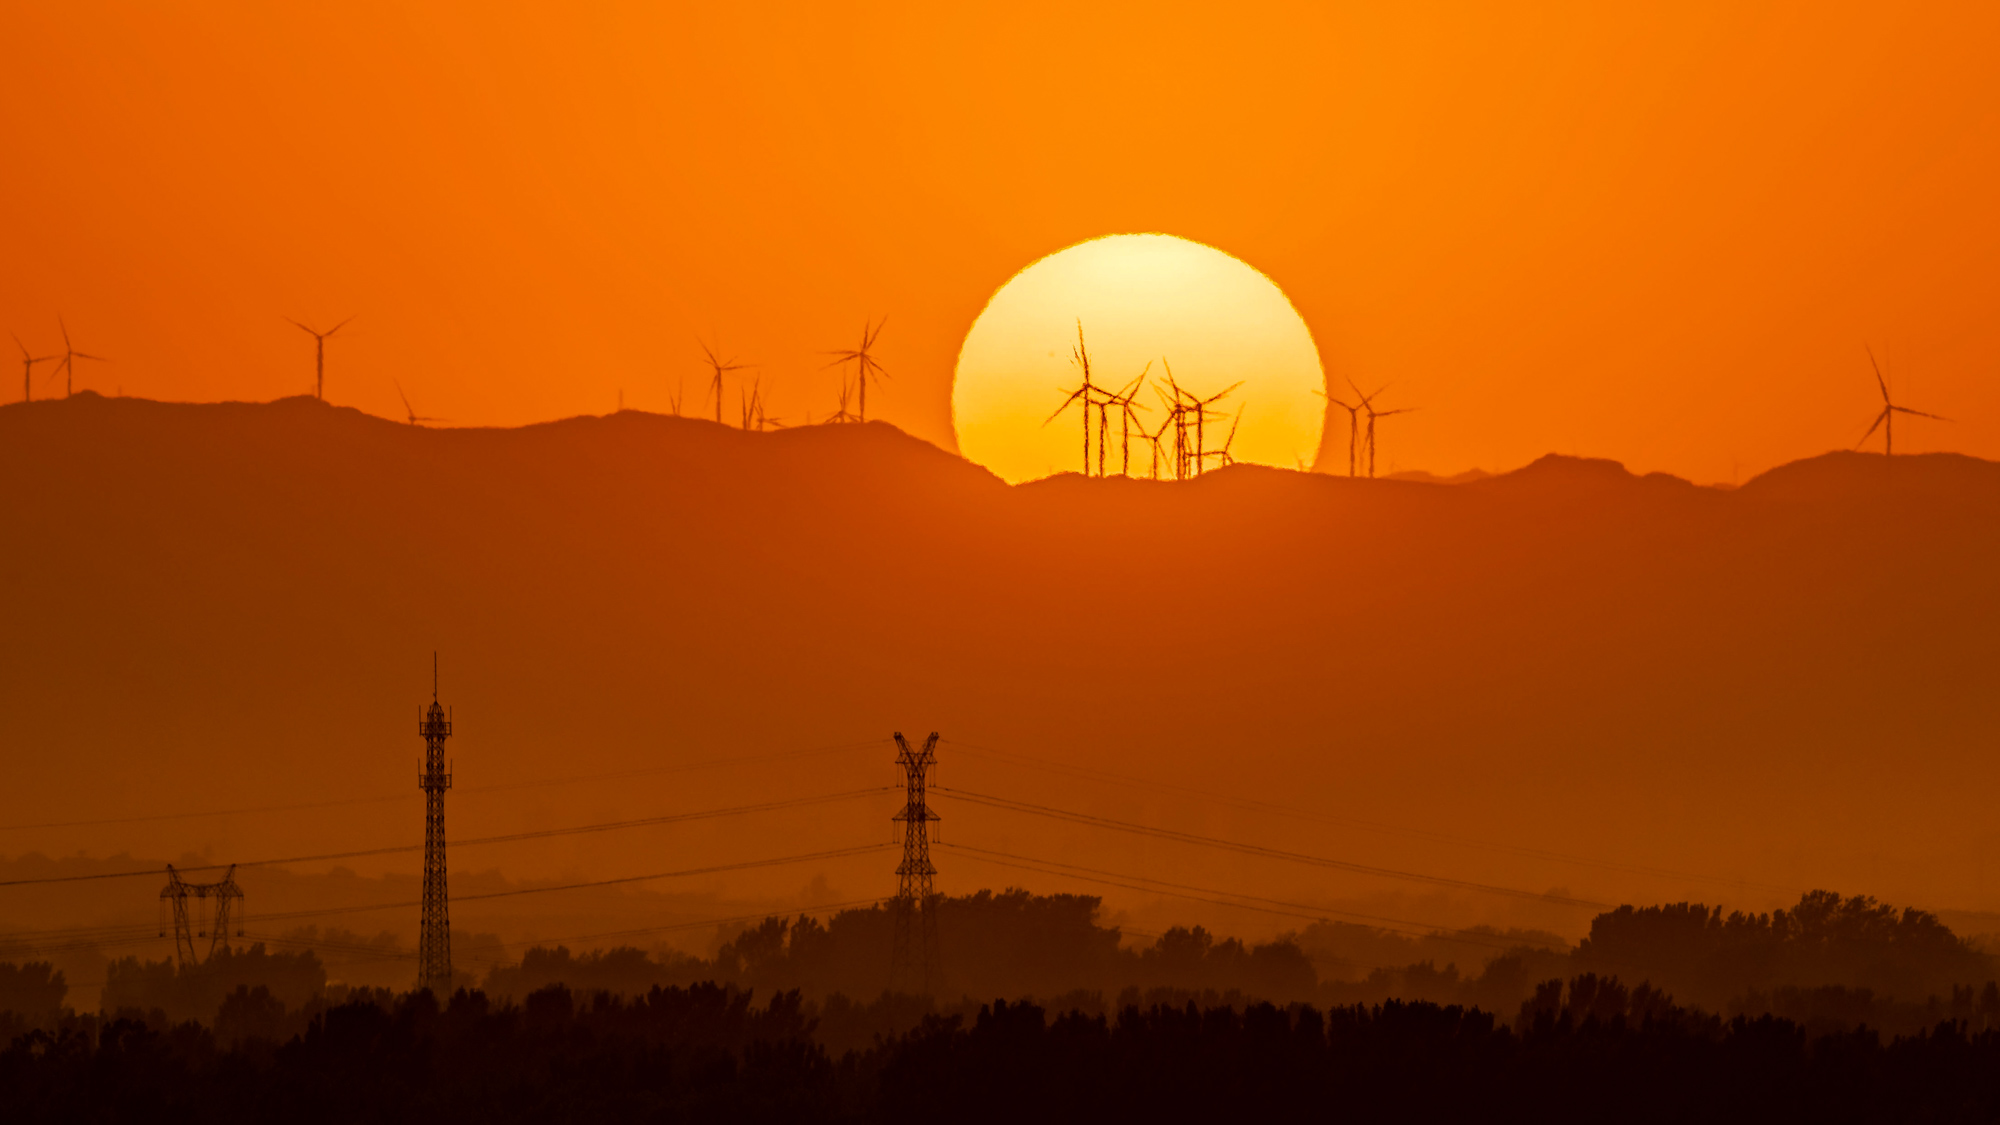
<box><xmin>938</xmin><ymin>787</ymin><xmax>1611</xmax><ymax>910</ymax></box>
<box><xmin>0</xmin><ymin>789</ymin><xmax>893</xmax><ymax>889</ymax></box>
<box><xmin>0</xmin><ymin>738</ymin><xmax>890</xmax><ymax>834</ymax></box>
<box><xmin>942</xmin><ymin>737</ymin><xmax>1792</xmax><ymax>896</ymax></box>
<box><xmin>0</xmin><ymin>844</ymin><xmax>896</xmax><ymax>958</ymax></box>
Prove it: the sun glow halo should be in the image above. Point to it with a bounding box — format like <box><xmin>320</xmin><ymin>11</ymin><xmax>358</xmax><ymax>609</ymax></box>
<box><xmin>952</xmin><ymin>234</ymin><xmax>1326</xmax><ymax>484</ymax></box>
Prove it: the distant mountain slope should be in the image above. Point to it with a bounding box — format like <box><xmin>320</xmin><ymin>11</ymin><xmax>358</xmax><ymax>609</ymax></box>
<box><xmin>3</xmin><ymin>394</ymin><xmax>1997</xmax><ymax>956</ymax></box>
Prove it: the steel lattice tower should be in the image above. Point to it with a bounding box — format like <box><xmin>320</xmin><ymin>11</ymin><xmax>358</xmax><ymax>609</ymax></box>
<box><xmin>890</xmin><ymin>731</ymin><xmax>941</xmax><ymax>994</ymax></box>
<box><xmin>417</xmin><ymin>657</ymin><xmax>454</xmax><ymax>993</ymax></box>
<box><xmin>158</xmin><ymin>864</ymin><xmax>243</xmax><ymax>968</ymax></box>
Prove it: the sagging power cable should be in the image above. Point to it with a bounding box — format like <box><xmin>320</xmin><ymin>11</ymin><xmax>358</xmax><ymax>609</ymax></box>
<box><xmin>0</xmin><ymin>788</ymin><xmax>894</xmax><ymax>889</ymax></box>
<box><xmin>938</xmin><ymin>786</ymin><xmax>1610</xmax><ymax>910</ymax></box>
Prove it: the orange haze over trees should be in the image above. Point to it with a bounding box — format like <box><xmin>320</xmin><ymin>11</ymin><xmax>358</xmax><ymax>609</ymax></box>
<box><xmin>3</xmin><ymin>2</ymin><xmax>1999</xmax><ymax>483</ymax></box>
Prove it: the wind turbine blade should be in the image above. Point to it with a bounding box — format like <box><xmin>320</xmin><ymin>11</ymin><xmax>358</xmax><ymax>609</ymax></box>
<box><xmin>10</xmin><ymin>332</ymin><xmax>25</xmax><ymax>359</ymax></box>
<box><xmin>284</xmin><ymin>317</ymin><xmax>316</xmax><ymax>335</ymax></box>
<box><xmin>1892</xmin><ymin>406</ymin><xmax>1949</xmax><ymax>421</ymax></box>
<box><xmin>1043</xmin><ymin>389</ymin><xmax>1086</xmax><ymax>425</ymax></box>
<box><xmin>1866</xmin><ymin>345</ymin><xmax>1889</xmax><ymax>404</ymax></box>
<box><xmin>1856</xmin><ymin>410</ymin><xmax>1888</xmax><ymax>447</ymax></box>
<box><xmin>326</xmin><ymin>316</ymin><xmax>353</xmax><ymax>335</ymax></box>
<box><xmin>59</xmin><ymin>317</ymin><xmax>72</xmax><ymax>348</ymax></box>
<box><xmin>393</xmin><ymin>379</ymin><xmax>413</xmax><ymax>413</ymax></box>
<box><xmin>75</xmin><ymin>352</ymin><xmax>107</xmax><ymax>361</ymax></box>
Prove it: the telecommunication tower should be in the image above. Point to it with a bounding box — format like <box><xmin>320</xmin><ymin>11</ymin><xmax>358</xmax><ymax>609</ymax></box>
<box><xmin>890</xmin><ymin>731</ymin><xmax>942</xmax><ymax>994</ymax></box>
<box><xmin>159</xmin><ymin>864</ymin><xmax>243</xmax><ymax>968</ymax></box>
<box><xmin>417</xmin><ymin>655</ymin><xmax>454</xmax><ymax>993</ymax></box>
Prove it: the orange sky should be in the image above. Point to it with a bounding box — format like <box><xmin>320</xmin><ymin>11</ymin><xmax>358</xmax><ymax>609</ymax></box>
<box><xmin>4</xmin><ymin>1</ymin><xmax>1997</xmax><ymax>483</ymax></box>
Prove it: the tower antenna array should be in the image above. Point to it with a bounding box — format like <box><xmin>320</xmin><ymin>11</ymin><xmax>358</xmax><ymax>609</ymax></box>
<box><xmin>890</xmin><ymin>731</ymin><xmax>942</xmax><ymax>994</ymax></box>
<box><xmin>158</xmin><ymin>864</ymin><xmax>243</xmax><ymax>968</ymax></box>
<box><xmin>417</xmin><ymin>653</ymin><xmax>455</xmax><ymax>992</ymax></box>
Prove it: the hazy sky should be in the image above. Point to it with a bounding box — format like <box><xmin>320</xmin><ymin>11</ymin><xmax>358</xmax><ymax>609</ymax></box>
<box><xmin>4</xmin><ymin>1</ymin><xmax>1996</xmax><ymax>482</ymax></box>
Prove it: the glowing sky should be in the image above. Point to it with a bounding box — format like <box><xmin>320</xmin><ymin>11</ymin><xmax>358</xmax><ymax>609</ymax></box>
<box><xmin>3</xmin><ymin>2</ymin><xmax>1997</xmax><ymax>482</ymax></box>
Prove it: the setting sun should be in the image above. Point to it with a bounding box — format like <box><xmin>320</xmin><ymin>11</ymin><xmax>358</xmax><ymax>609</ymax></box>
<box><xmin>952</xmin><ymin>235</ymin><xmax>1327</xmax><ymax>483</ymax></box>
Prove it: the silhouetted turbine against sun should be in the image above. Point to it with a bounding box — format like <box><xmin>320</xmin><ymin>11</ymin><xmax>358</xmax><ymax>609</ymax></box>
<box><xmin>12</xmin><ymin>333</ymin><xmax>56</xmax><ymax>403</ymax></box>
<box><xmin>1349</xmin><ymin>379</ymin><xmax>1415</xmax><ymax>479</ymax></box>
<box><xmin>1045</xmin><ymin>320</ymin><xmax>1106</xmax><ymax>474</ymax></box>
<box><xmin>824</xmin><ymin>318</ymin><xmax>888</xmax><ymax>423</ymax></box>
<box><xmin>1314</xmin><ymin>388</ymin><xmax>1362</xmax><ymax>477</ymax></box>
<box><xmin>284</xmin><ymin>316</ymin><xmax>351</xmax><ymax>400</ymax></box>
<box><xmin>1857</xmin><ymin>346</ymin><xmax>1947</xmax><ymax>456</ymax></box>
<box><xmin>53</xmin><ymin>317</ymin><xmax>108</xmax><ymax>398</ymax></box>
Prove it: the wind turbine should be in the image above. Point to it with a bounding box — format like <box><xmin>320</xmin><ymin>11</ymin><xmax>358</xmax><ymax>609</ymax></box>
<box><xmin>699</xmin><ymin>340</ymin><xmax>751</xmax><ymax>426</ymax></box>
<box><xmin>823</xmin><ymin>317</ymin><xmax>888</xmax><ymax>422</ymax></box>
<box><xmin>1044</xmin><ymin>321</ymin><xmax>1105</xmax><ymax>474</ymax></box>
<box><xmin>1315</xmin><ymin>388</ymin><xmax>1362</xmax><ymax>476</ymax></box>
<box><xmin>53</xmin><ymin>317</ymin><xmax>107</xmax><ymax>398</ymax></box>
<box><xmin>12</xmin><ymin>334</ymin><xmax>55</xmax><ymax>403</ymax></box>
<box><xmin>739</xmin><ymin>376</ymin><xmax>783</xmax><ymax>430</ymax></box>
<box><xmin>1857</xmin><ymin>346</ymin><xmax>1947</xmax><ymax>456</ymax></box>
<box><xmin>1349</xmin><ymin>379</ymin><xmax>1414</xmax><ymax>478</ymax></box>
<box><xmin>823</xmin><ymin>374</ymin><xmax>862</xmax><ymax>424</ymax></box>
<box><xmin>284</xmin><ymin>316</ymin><xmax>350</xmax><ymax>400</ymax></box>
<box><xmin>392</xmin><ymin>380</ymin><xmax>448</xmax><ymax>427</ymax></box>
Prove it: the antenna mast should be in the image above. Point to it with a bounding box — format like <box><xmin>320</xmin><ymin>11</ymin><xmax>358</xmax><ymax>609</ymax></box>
<box><xmin>417</xmin><ymin>653</ymin><xmax>455</xmax><ymax>992</ymax></box>
<box><xmin>890</xmin><ymin>731</ymin><xmax>941</xmax><ymax>994</ymax></box>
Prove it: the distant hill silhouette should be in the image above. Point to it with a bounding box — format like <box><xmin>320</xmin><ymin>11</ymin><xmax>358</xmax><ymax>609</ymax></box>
<box><xmin>3</xmin><ymin>393</ymin><xmax>1998</xmax><ymax>984</ymax></box>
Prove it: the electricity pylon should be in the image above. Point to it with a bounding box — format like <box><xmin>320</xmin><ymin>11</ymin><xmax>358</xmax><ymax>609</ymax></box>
<box><xmin>158</xmin><ymin>864</ymin><xmax>243</xmax><ymax>968</ymax></box>
<box><xmin>890</xmin><ymin>731</ymin><xmax>941</xmax><ymax>995</ymax></box>
<box><xmin>417</xmin><ymin>655</ymin><xmax>454</xmax><ymax>993</ymax></box>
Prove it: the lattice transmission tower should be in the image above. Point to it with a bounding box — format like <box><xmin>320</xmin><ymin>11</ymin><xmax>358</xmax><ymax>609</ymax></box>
<box><xmin>417</xmin><ymin>655</ymin><xmax>454</xmax><ymax>993</ymax></box>
<box><xmin>890</xmin><ymin>731</ymin><xmax>942</xmax><ymax>994</ymax></box>
<box><xmin>159</xmin><ymin>864</ymin><xmax>243</xmax><ymax>968</ymax></box>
